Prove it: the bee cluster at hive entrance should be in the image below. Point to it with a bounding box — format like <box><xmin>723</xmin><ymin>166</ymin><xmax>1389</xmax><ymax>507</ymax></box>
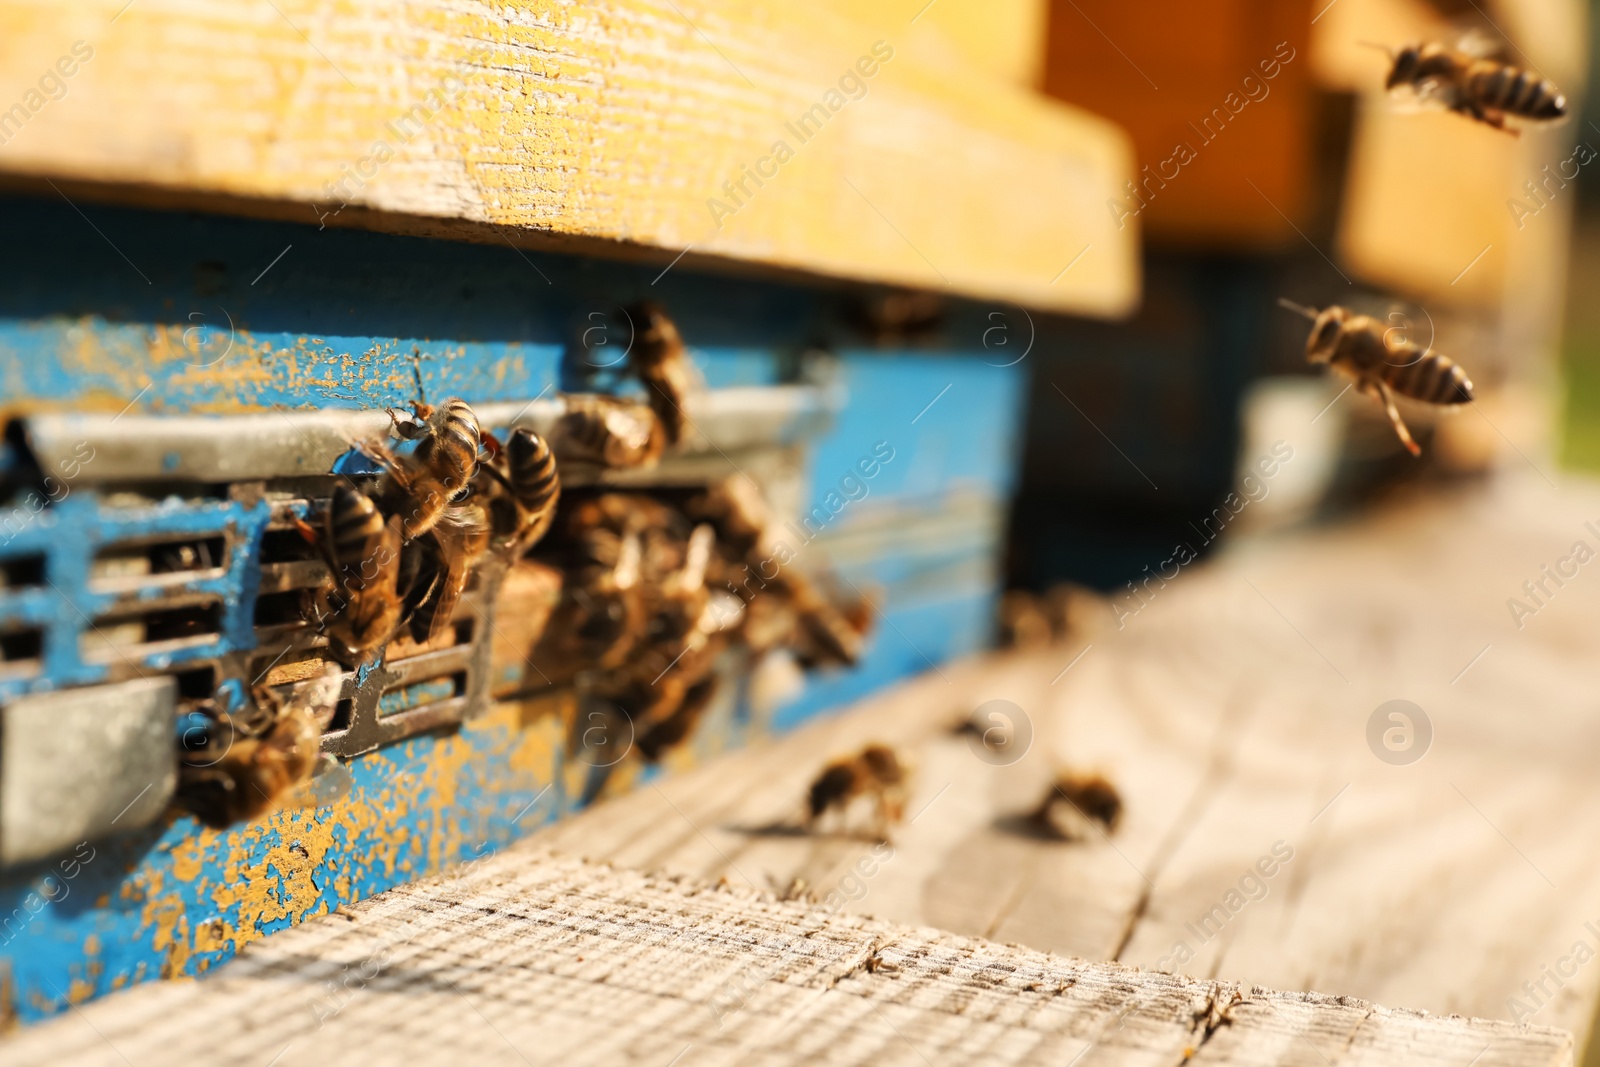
<box><xmin>0</xmin><ymin>303</ymin><xmax>873</xmax><ymax>845</ymax></box>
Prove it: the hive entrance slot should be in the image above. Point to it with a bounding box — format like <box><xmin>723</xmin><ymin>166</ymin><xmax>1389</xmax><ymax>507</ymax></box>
<box><xmin>0</xmin><ymin>554</ymin><xmax>45</xmax><ymax>589</ymax></box>
<box><xmin>378</xmin><ymin>672</ymin><xmax>466</xmax><ymax>717</ymax></box>
<box><xmin>92</xmin><ymin>535</ymin><xmax>227</xmax><ymax>586</ymax></box>
<box><xmin>326</xmin><ymin>697</ymin><xmax>354</xmax><ymax>733</ymax></box>
<box><xmin>0</xmin><ymin>627</ymin><xmax>43</xmax><ymax>670</ymax></box>
<box><xmin>174</xmin><ymin>664</ymin><xmax>217</xmax><ymax>701</ymax></box>
<box><xmin>253</xmin><ymin>590</ymin><xmax>309</xmax><ymax>628</ymax></box>
<box><xmin>83</xmin><ymin>600</ymin><xmax>222</xmax><ymax>659</ymax></box>
<box><xmin>259</xmin><ymin>526</ymin><xmax>320</xmax><ymax>564</ymax></box>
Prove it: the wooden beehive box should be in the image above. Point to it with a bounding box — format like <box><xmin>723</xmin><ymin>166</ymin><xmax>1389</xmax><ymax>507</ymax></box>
<box><xmin>0</xmin><ymin>0</ymin><xmax>1137</xmax><ymax>1024</ymax></box>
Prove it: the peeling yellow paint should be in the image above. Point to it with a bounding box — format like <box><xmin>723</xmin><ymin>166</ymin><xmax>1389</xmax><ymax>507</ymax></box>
<box><xmin>113</xmin><ymin>702</ymin><xmax>569</xmax><ymax>977</ymax></box>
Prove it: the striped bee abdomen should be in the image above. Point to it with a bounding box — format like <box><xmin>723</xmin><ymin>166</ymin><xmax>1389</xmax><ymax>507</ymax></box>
<box><xmin>1469</xmin><ymin>62</ymin><xmax>1566</xmax><ymax>120</ymax></box>
<box><xmin>1382</xmin><ymin>350</ymin><xmax>1475</xmax><ymax>405</ymax></box>
<box><xmin>507</xmin><ymin>429</ymin><xmax>560</xmax><ymax>516</ymax></box>
<box><xmin>327</xmin><ymin>487</ymin><xmax>386</xmax><ymax>591</ymax></box>
<box><xmin>414</xmin><ymin>398</ymin><xmax>482</xmax><ymax>488</ymax></box>
<box><xmin>626</xmin><ymin>302</ymin><xmax>691</xmax><ymax>446</ymax></box>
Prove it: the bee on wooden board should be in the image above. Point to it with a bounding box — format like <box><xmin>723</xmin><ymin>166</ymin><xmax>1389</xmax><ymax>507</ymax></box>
<box><xmin>295</xmin><ymin>485</ymin><xmax>408</xmax><ymax>657</ymax></box>
<box><xmin>1368</xmin><ymin>39</ymin><xmax>1566</xmax><ymax>134</ymax></box>
<box><xmin>1032</xmin><ymin>771</ymin><xmax>1122</xmax><ymax>840</ymax></box>
<box><xmin>367</xmin><ymin>396</ymin><xmax>483</xmax><ymax>540</ymax></box>
<box><xmin>553</xmin><ymin>394</ymin><xmax>664</xmax><ymax>470</ymax></box>
<box><xmin>178</xmin><ymin>667</ymin><xmax>343</xmax><ymax>828</ymax></box>
<box><xmin>624</xmin><ymin>301</ymin><xmax>696</xmax><ymax>447</ymax></box>
<box><xmin>805</xmin><ymin>743</ymin><xmax>911</xmax><ymax>841</ymax></box>
<box><xmin>1280</xmin><ymin>299</ymin><xmax>1474</xmax><ymax>456</ymax></box>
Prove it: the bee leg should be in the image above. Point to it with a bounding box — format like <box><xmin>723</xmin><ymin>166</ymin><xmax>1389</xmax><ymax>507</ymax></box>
<box><xmin>291</xmin><ymin>514</ymin><xmax>341</xmax><ymax>575</ymax></box>
<box><xmin>1480</xmin><ymin>109</ymin><xmax>1518</xmax><ymax>137</ymax></box>
<box><xmin>1369</xmin><ymin>380</ymin><xmax>1422</xmax><ymax>456</ymax></box>
<box><xmin>1462</xmin><ymin>100</ymin><xmax>1519</xmax><ymax>137</ymax></box>
<box><xmin>388</xmin><ymin>408</ymin><xmax>426</xmax><ymax>440</ymax></box>
<box><xmin>478</xmin><ymin>457</ymin><xmax>517</xmax><ymax>495</ymax></box>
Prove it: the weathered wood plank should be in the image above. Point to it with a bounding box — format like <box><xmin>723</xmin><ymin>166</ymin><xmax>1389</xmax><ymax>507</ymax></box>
<box><xmin>529</xmin><ymin>475</ymin><xmax>1600</xmax><ymax>1049</ymax></box>
<box><xmin>0</xmin><ymin>849</ymin><xmax>1571</xmax><ymax>1065</ymax></box>
<box><xmin>0</xmin><ymin>0</ymin><xmax>1137</xmax><ymax>316</ymax></box>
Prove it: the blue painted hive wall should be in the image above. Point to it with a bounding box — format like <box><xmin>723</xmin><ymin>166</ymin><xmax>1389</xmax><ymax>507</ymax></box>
<box><xmin>0</xmin><ymin>198</ymin><xmax>1026</xmax><ymax>1022</ymax></box>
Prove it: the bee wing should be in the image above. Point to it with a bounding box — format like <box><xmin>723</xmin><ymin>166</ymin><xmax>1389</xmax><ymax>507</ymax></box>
<box><xmin>1396</xmin><ymin>78</ymin><xmax>1455</xmax><ymax>112</ymax></box>
<box><xmin>1452</xmin><ymin>24</ymin><xmax>1510</xmax><ymax>61</ymax></box>
<box><xmin>280</xmin><ymin>752</ymin><xmax>355</xmax><ymax>810</ymax></box>
<box><xmin>423</xmin><ymin>555</ymin><xmax>469</xmax><ymax>644</ymax></box>
<box><xmin>422</xmin><ymin>507</ymin><xmax>489</xmax><ymax>643</ymax></box>
<box><xmin>285</xmin><ymin>665</ymin><xmax>345</xmax><ymax>731</ymax></box>
<box><xmin>679</xmin><ymin>524</ymin><xmax>715</xmax><ymax>590</ymax></box>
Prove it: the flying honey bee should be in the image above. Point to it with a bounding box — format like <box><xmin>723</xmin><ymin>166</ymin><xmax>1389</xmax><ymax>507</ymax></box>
<box><xmin>1032</xmin><ymin>771</ymin><xmax>1122</xmax><ymax>840</ymax></box>
<box><xmin>178</xmin><ymin>667</ymin><xmax>343</xmax><ymax>828</ymax></box>
<box><xmin>1371</xmin><ymin>40</ymin><xmax>1566</xmax><ymax>134</ymax></box>
<box><xmin>1280</xmin><ymin>299</ymin><xmax>1474</xmax><ymax>456</ymax></box>
<box><xmin>368</xmin><ymin>397</ymin><xmax>483</xmax><ymax>540</ymax></box>
<box><xmin>297</xmin><ymin>486</ymin><xmax>407</xmax><ymax>656</ymax></box>
<box><xmin>805</xmin><ymin>743</ymin><xmax>911</xmax><ymax>840</ymax></box>
<box><xmin>553</xmin><ymin>394</ymin><xmax>664</xmax><ymax>470</ymax></box>
<box><xmin>625</xmin><ymin>301</ymin><xmax>696</xmax><ymax>447</ymax></box>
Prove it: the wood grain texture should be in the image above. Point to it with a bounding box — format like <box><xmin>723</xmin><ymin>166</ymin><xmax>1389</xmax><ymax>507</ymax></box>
<box><xmin>0</xmin><ymin>849</ymin><xmax>1572</xmax><ymax>1065</ymax></box>
<box><xmin>0</xmin><ymin>0</ymin><xmax>1137</xmax><ymax>316</ymax></box>
<box><xmin>531</xmin><ymin>475</ymin><xmax>1600</xmax><ymax>1051</ymax></box>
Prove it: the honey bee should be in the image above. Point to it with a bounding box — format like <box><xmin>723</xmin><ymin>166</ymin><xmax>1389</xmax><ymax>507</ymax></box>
<box><xmin>789</xmin><ymin>575</ymin><xmax>873</xmax><ymax>669</ymax></box>
<box><xmin>482</xmin><ymin>428</ymin><xmax>561</xmax><ymax>551</ymax></box>
<box><xmin>1375</xmin><ymin>41</ymin><xmax>1566</xmax><ymax>134</ymax></box>
<box><xmin>595</xmin><ymin>523</ymin><xmax>730</xmax><ymax>760</ymax></box>
<box><xmin>688</xmin><ymin>478</ymin><xmax>873</xmax><ymax>667</ymax></box>
<box><xmin>178</xmin><ymin>667</ymin><xmax>343</xmax><ymax>828</ymax></box>
<box><xmin>369</xmin><ymin>397</ymin><xmax>483</xmax><ymax>539</ymax></box>
<box><xmin>553</xmin><ymin>394</ymin><xmax>663</xmax><ymax>470</ymax></box>
<box><xmin>406</xmin><ymin>495</ymin><xmax>491</xmax><ymax>645</ymax></box>
<box><xmin>297</xmin><ymin>486</ymin><xmax>406</xmax><ymax>656</ymax></box>
<box><xmin>625</xmin><ymin>301</ymin><xmax>696</xmax><ymax>447</ymax></box>
<box><xmin>1032</xmin><ymin>772</ymin><xmax>1122</xmax><ymax>840</ymax></box>
<box><xmin>635</xmin><ymin>675</ymin><xmax>721</xmax><ymax>762</ymax></box>
<box><xmin>1280</xmin><ymin>300</ymin><xmax>1474</xmax><ymax>456</ymax></box>
<box><xmin>805</xmin><ymin>743</ymin><xmax>911</xmax><ymax>840</ymax></box>
<box><xmin>529</xmin><ymin>528</ymin><xmax>645</xmax><ymax>679</ymax></box>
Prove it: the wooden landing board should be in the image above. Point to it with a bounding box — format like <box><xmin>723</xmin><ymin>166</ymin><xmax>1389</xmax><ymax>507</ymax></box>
<box><xmin>533</xmin><ymin>474</ymin><xmax>1600</xmax><ymax>1051</ymax></box>
<box><xmin>0</xmin><ymin>0</ymin><xmax>1136</xmax><ymax>317</ymax></box>
<box><xmin>1</xmin><ymin>849</ymin><xmax>1571</xmax><ymax>1066</ymax></box>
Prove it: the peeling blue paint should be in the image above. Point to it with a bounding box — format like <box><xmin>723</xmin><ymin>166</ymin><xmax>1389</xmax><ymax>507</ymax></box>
<box><xmin>0</xmin><ymin>195</ymin><xmax>1026</xmax><ymax>1024</ymax></box>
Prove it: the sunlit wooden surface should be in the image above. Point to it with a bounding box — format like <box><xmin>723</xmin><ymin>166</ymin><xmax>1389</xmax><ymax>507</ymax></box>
<box><xmin>0</xmin><ymin>0</ymin><xmax>1137</xmax><ymax>316</ymax></box>
<box><xmin>536</xmin><ymin>473</ymin><xmax>1600</xmax><ymax>1053</ymax></box>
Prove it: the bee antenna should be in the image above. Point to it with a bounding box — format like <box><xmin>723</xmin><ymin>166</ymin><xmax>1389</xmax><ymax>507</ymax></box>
<box><xmin>1358</xmin><ymin>40</ymin><xmax>1396</xmax><ymax>58</ymax></box>
<box><xmin>1277</xmin><ymin>298</ymin><xmax>1321</xmax><ymax>321</ymax></box>
<box><xmin>410</xmin><ymin>349</ymin><xmax>427</xmax><ymax>408</ymax></box>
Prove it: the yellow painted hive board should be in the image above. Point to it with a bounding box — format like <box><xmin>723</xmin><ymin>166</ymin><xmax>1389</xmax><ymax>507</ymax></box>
<box><xmin>0</xmin><ymin>0</ymin><xmax>1139</xmax><ymax>317</ymax></box>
